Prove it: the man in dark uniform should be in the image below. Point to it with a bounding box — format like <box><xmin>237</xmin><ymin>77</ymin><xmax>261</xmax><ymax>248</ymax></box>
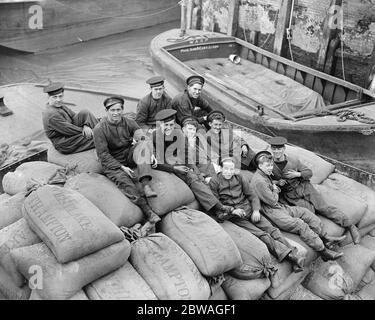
<box><xmin>251</xmin><ymin>150</ymin><xmax>346</xmax><ymax>261</ymax></box>
<box><xmin>269</xmin><ymin>136</ymin><xmax>361</xmax><ymax>244</ymax></box>
<box><xmin>93</xmin><ymin>96</ymin><xmax>160</xmax><ymax>227</ymax></box>
<box><xmin>171</xmin><ymin>75</ymin><xmax>213</xmax><ymax>126</ymax></box>
<box><xmin>135</xmin><ymin>75</ymin><xmax>172</xmax><ymax>132</ymax></box>
<box><xmin>42</xmin><ymin>82</ymin><xmax>99</xmax><ymax>154</ymax></box>
<box><xmin>181</xmin><ymin>115</ymin><xmax>217</xmax><ymax>183</ymax></box>
<box><xmin>206</xmin><ymin>110</ymin><xmax>255</xmax><ymax>171</ymax></box>
<box><xmin>209</xmin><ymin>157</ymin><xmax>305</xmax><ymax>273</ymax></box>
<box><xmin>151</xmin><ymin>109</ymin><xmax>233</xmax><ymax>215</ymax></box>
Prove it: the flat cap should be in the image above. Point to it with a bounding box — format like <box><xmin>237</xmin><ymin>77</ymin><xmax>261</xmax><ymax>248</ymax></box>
<box><xmin>181</xmin><ymin>115</ymin><xmax>198</xmax><ymax>128</ymax></box>
<box><xmin>269</xmin><ymin>136</ymin><xmax>287</xmax><ymax>147</ymax></box>
<box><xmin>220</xmin><ymin>156</ymin><xmax>235</xmax><ymax>166</ymax></box>
<box><xmin>155</xmin><ymin>109</ymin><xmax>176</xmax><ymax>122</ymax></box>
<box><xmin>186</xmin><ymin>75</ymin><xmax>205</xmax><ymax>86</ymax></box>
<box><xmin>207</xmin><ymin>110</ymin><xmax>225</xmax><ymax>122</ymax></box>
<box><xmin>103</xmin><ymin>96</ymin><xmax>125</xmax><ymax>109</ymax></box>
<box><xmin>146</xmin><ymin>75</ymin><xmax>165</xmax><ymax>88</ymax></box>
<box><xmin>44</xmin><ymin>82</ymin><xmax>64</xmax><ymax>95</ymax></box>
<box><xmin>248</xmin><ymin>150</ymin><xmax>273</xmax><ymax>171</ymax></box>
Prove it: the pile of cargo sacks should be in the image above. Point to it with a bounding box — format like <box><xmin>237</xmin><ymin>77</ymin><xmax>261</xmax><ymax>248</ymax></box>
<box><xmin>1</xmin><ymin>133</ymin><xmax>375</xmax><ymax>300</ymax></box>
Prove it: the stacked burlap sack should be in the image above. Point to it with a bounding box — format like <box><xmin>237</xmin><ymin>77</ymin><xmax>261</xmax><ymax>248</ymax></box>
<box><xmin>1</xmin><ymin>126</ymin><xmax>375</xmax><ymax>300</ymax></box>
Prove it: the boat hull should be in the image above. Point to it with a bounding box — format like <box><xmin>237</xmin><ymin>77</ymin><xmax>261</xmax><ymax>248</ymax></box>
<box><xmin>0</xmin><ymin>0</ymin><xmax>180</xmax><ymax>52</ymax></box>
<box><xmin>150</xmin><ymin>29</ymin><xmax>375</xmax><ymax>174</ymax></box>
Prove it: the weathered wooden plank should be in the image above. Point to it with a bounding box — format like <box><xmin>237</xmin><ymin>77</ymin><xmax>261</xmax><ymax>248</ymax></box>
<box><xmin>186</xmin><ymin>0</ymin><xmax>194</xmax><ymax>30</ymax></box>
<box><xmin>227</xmin><ymin>0</ymin><xmax>240</xmax><ymax>36</ymax></box>
<box><xmin>316</xmin><ymin>0</ymin><xmax>342</xmax><ymax>71</ymax></box>
<box><xmin>191</xmin><ymin>0</ymin><xmax>202</xmax><ymax>30</ymax></box>
<box><xmin>273</xmin><ymin>0</ymin><xmax>294</xmax><ymax>56</ymax></box>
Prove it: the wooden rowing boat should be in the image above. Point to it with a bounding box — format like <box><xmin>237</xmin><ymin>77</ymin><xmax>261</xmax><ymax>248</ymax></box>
<box><xmin>0</xmin><ymin>0</ymin><xmax>180</xmax><ymax>52</ymax></box>
<box><xmin>150</xmin><ymin>28</ymin><xmax>375</xmax><ymax>174</ymax></box>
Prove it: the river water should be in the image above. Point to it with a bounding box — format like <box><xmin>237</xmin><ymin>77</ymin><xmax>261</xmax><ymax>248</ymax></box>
<box><xmin>0</xmin><ymin>20</ymin><xmax>179</xmax><ymax>98</ymax></box>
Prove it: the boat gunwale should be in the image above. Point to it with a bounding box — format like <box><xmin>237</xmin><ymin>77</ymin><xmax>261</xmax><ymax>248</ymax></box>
<box><xmin>161</xmin><ymin>29</ymin><xmax>375</xmax><ymax>100</ymax></box>
<box><xmin>157</xmin><ymin>46</ymin><xmax>375</xmax><ymax>132</ymax></box>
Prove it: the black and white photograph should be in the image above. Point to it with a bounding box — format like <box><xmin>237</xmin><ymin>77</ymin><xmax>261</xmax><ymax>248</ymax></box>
<box><xmin>0</xmin><ymin>0</ymin><xmax>375</xmax><ymax>307</ymax></box>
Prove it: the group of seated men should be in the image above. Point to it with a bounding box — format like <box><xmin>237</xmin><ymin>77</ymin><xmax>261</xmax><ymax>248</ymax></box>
<box><xmin>42</xmin><ymin>74</ymin><xmax>361</xmax><ymax>275</ymax></box>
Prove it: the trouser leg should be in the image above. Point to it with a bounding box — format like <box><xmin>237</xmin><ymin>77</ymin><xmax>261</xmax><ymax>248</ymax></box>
<box><xmin>175</xmin><ymin>171</ymin><xmax>220</xmax><ymax>211</ymax></box>
<box><xmin>232</xmin><ymin>217</ymin><xmax>291</xmax><ymax>262</ymax></box>
<box><xmin>72</xmin><ymin>109</ymin><xmax>99</xmax><ymax>128</ymax></box>
<box><xmin>129</xmin><ymin>140</ymin><xmax>153</xmax><ymax>182</ymax></box>
<box><xmin>104</xmin><ymin>167</ymin><xmax>152</xmax><ymax>219</ymax></box>
<box><xmin>262</xmin><ymin>207</ymin><xmax>325</xmax><ymax>252</ymax></box>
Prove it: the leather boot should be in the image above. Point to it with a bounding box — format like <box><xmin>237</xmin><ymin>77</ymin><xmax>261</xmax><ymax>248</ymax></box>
<box><xmin>348</xmin><ymin>225</ymin><xmax>361</xmax><ymax>245</ymax></box>
<box><xmin>322</xmin><ymin>234</ymin><xmax>347</xmax><ymax>248</ymax></box>
<box><xmin>287</xmin><ymin>251</ymin><xmax>305</xmax><ymax>273</ymax></box>
<box><xmin>320</xmin><ymin>247</ymin><xmax>344</xmax><ymax>261</ymax></box>
<box><xmin>144</xmin><ymin>185</ymin><xmax>158</xmax><ymax>198</ymax></box>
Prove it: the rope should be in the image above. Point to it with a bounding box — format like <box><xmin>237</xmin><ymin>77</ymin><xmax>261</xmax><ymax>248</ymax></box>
<box><xmin>335</xmin><ymin>110</ymin><xmax>375</xmax><ymax>124</ymax></box>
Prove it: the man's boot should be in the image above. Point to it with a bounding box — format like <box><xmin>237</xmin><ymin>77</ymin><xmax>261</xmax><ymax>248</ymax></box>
<box><xmin>143</xmin><ymin>185</ymin><xmax>158</xmax><ymax>198</ymax></box>
<box><xmin>320</xmin><ymin>247</ymin><xmax>344</xmax><ymax>261</ymax></box>
<box><xmin>287</xmin><ymin>251</ymin><xmax>305</xmax><ymax>273</ymax></box>
<box><xmin>322</xmin><ymin>234</ymin><xmax>347</xmax><ymax>249</ymax></box>
<box><xmin>348</xmin><ymin>225</ymin><xmax>361</xmax><ymax>245</ymax></box>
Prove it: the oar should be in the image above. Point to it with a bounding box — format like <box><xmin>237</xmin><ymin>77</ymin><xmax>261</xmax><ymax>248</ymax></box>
<box><xmin>205</xmin><ymin>72</ymin><xmax>297</xmax><ymax>121</ymax></box>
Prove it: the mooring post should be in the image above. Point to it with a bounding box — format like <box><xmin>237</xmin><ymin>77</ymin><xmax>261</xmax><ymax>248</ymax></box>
<box><xmin>227</xmin><ymin>0</ymin><xmax>240</xmax><ymax>36</ymax></box>
<box><xmin>180</xmin><ymin>0</ymin><xmax>188</xmax><ymax>37</ymax></box>
<box><xmin>273</xmin><ymin>0</ymin><xmax>294</xmax><ymax>56</ymax></box>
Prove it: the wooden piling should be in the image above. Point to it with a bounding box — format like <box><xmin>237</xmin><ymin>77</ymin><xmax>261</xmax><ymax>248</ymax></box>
<box><xmin>227</xmin><ymin>0</ymin><xmax>240</xmax><ymax>36</ymax></box>
<box><xmin>273</xmin><ymin>0</ymin><xmax>294</xmax><ymax>56</ymax></box>
<box><xmin>191</xmin><ymin>0</ymin><xmax>202</xmax><ymax>30</ymax></box>
<box><xmin>316</xmin><ymin>0</ymin><xmax>342</xmax><ymax>72</ymax></box>
<box><xmin>180</xmin><ymin>0</ymin><xmax>187</xmax><ymax>37</ymax></box>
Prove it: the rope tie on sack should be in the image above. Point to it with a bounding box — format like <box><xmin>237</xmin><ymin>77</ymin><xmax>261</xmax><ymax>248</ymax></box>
<box><xmin>206</xmin><ymin>274</ymin><xmax>226</xmax><ymax>296</ymax></box>
<box><xmin>119</xmin><ymin>222</ymin><xmax>157</xmax><ymax>242</ymax></box>
<box><xmin>24</xmin><ymin>167</ymin><xmax>72</xmax><ymax>197</ymax></box>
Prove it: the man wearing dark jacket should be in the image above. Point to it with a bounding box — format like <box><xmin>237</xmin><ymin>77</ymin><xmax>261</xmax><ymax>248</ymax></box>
<box><xmin>152</xmin><ymin>109</ymin><xmax>232</xmax><ymax>215</ymax></box>
<box><xmin>93</xmin><ymin>96</ymin><xmax>160</xmax><ymax>227</ymax></box>
<box><xmin>171</xmin><ymin>75</ymin><xmax>212</xmax><ymax>126</ymax></box>
<box><xmin>135</xmin><ymin>76</ymin><xmax>172</xmax><ymax>131</ymax></box>
<box><xmin>251</xmin><ymin>150</ymin><xmax>346</xmax><ymax>261</ymax></box>
<box><xmin>269</xmin><ymin>136</ymin><xmax>361</xmax><ymax>244</ymax></box>
<box><xmin>42</xmin><ymin>82</ymin><xmax>98</xmax><ymax>154</ymax></box>
<box><xmin>209</xmin><ymin>157</ymin><xmax>305</xmax><ymax>273</ymax></box>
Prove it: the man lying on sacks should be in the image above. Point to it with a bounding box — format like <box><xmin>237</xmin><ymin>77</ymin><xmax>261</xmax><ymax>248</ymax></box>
<box><xmin>250</xmin><ymin>150</ymin><xmax>346</xmax><ymax>261</ymax></box>
<box><xmin>151</xmin><ymin>108</ymin><xmax>233</xmax><ymax>215</ymax></box>
<box><xmin>268</xmin><ymin>136</ymin><xmax>361</xmax><ymax>245</ymax></box>
<box><xmin>42</xmin><ymin>82</ymin><xmax>99</xmax><ymax>154</ymax></box>
<box><xmin>208</xmin><ymin>157</ymin><xmax>305</xmax><ymax>274</ymax></box>
<box><xmin>93</xmin><ymin>96</ymin><xmax>161</xmax><ymax>233</ymax></box>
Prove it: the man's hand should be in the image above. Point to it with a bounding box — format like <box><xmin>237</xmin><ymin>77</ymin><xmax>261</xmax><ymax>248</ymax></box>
<box><xmin>232</xmin><ymin>208</ymin><xmax>247</xmax><ymax>218</ymax></box>
<box><xmin>204</xmin><ymin>176</ymin><xmax>212</xmax><ymax>184</ymax></box>
<box><xmin>251</xmin><ymin>210</ymin><xmax>261</xmax><ymax>223</ymax></box>
<box><xmin>151</xmin><ymin>154</ymin><xmax>157</xmax><ymax>169</ymax></box>
<box><xmin>275</xmin><ymin>179</ymin><xmax>287</xmax><ymax>187</ymax></box>
<box><xmin>82</xmin><ymin>125</ymin><xmax>93</xmax><ymax>139</ymax></box>
<box><xmin>174</xmin><ymin>165</ymin><xmax>190</xmax><ymax>174</ymax></box>
<box><xmin>272</xmin><ymin>184</ymin><xmax>281</xmax><ymax>193</ymax></box>
<box><xmin>148</xmin><ymin>128</ymin><xmax>156</xmax><ymax>134</ymax></box>
<box><xmin>284</xmin><ymin>170</ymin><xmax>301</xmax><ymax>179</ymax></box>
<box><xmin>241</xmin><ymin>145</ymin><xmax>249</xmax><ymax>157</ymax></box>
<box><xmin>121</xmin><ymin>165</ymin><xmax>135</xmax><ymax>178</ymax></box>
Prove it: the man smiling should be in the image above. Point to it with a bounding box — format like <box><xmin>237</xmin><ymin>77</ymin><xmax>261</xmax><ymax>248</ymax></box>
<box><xmin>93</xmin><ymin>96</ymin><xmax>160</xmax><ymax>229</ymax></box>
<box><xmin>171</xmin><ymin>75</ymin><xmax>212</xmax><ymax>127</ymax></box>
<box><xmin>42</xmin><ymin>82</ymin><xmax>98</xmax><ymax>154</ymax></box>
